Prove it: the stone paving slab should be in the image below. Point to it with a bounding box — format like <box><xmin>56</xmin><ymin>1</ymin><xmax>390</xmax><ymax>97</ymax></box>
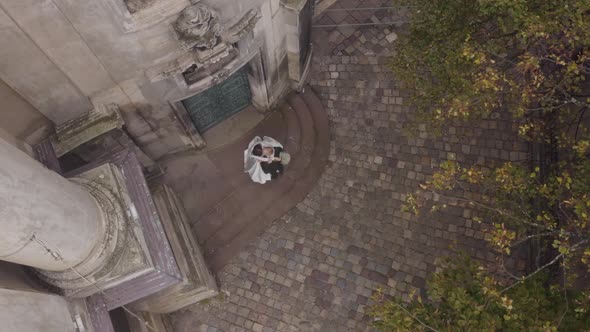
<box><xmin>169</xmin><ymin>2</ymin><xmax>528</xmax><ymax>331</ymax></box>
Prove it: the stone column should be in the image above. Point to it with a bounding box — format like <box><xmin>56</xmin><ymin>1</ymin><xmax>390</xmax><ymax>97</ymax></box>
<box><xmin>0</xmin><ymin>136</ymin><xmax>104</xmax><ymax>271</ymax></box>
<box><xmin>0</xmin><ymin>288</ymin><xmax>79</xmax><ymax>332</ymax></box>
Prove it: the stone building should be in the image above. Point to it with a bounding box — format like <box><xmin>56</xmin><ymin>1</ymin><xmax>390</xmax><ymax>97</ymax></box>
<box><xmin>0</xmin><ymin>0</ymin><xmax>318</xmax><ymax>331</ymax></box>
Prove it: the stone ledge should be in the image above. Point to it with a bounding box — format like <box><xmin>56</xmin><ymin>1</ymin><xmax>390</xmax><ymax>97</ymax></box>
<box><xmin>281</xmin><ymin>0</ymin><xmax>310</xmax><ymax>12</ymax></box>
<box><xmin>129</xmin><ymin>184</ymin><xmax>217</xmax><ymax>313</ymax></box>
<box><xmin>53</xmin><ymin>104</ymin><xmax>124</xmax><ymax>158</ymax></box>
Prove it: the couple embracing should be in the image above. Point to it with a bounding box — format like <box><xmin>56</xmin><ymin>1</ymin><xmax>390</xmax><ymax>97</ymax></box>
<box><xmin>244</xmin><ymin>136</ymin><xmax>291</xmax><ymax>184</ymax></box>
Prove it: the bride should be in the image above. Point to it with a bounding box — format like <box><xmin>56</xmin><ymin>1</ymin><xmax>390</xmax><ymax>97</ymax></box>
<box><xmin>244</xmin><ymin>136</ymin><xmax>290</xmax><ymax>184</ymax></box>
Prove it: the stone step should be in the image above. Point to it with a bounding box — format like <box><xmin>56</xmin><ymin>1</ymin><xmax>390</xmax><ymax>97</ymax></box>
<box><xmin>276</xmin><ymin>88</ymin><xmax>331</xmax><ymax>215</ymax></box>
<box><xmin>300</xmin><ymin>86</ymin><xmax>331</xmax><ymax>160</ymax></box>
<box><xmin>192</xmin><ymin>105</ymin><xmax>301</xmax><ymax>243</ymax></box>
<box><xmin>191</xmin><ymin>111</ymin><xmax>290</xmax><ymax>243</ymax></box>
<box><xmin>281</xmin><ymin>102</ymin><xmax>302</xmax><ymax>156</ymax></box>
<box><xmin>286</xmin><ymin>93</ymin><xmax>316</xmax><ymax>170</ymax></box>
<box><xmin>206</xmin><ymin>90</ymin><xmax>330</xmax><ymax>272</ymax></box>
<box><xmin>201</xmin><ymin>94</ymin><xmax>317</xmax><ymax>261</ymax></box>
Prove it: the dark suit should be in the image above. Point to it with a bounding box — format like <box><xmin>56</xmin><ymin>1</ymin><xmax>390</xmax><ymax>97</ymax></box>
<box><xmin>261</xmin><ymin>146</ymin><xmax>284</xmax><ymax>179</ymax></box>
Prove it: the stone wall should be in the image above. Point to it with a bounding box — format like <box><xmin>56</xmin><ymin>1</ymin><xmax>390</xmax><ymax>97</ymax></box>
<box><xmin>0</xmin><ymin>0</ymin><xmax>306</xmax><ymax>159</ymax></box>
<box><xmin>0</xmin><ymin>78</ymin><xmax>52</xmax><ymax>145</ymax></box>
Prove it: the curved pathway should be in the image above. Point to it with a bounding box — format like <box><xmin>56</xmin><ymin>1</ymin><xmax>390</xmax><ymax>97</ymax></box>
<box><xmin>169</xmin><ymin>2</ymin><xmax>528</xmax><ymax>331</ymax></box>
<box><xmin>159</xmin><ymin>90</ymin><xmax>330</xmax><ymax>273</ymax></box>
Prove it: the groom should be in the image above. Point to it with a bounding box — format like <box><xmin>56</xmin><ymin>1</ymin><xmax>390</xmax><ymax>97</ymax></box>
<box><xmin>244</xmin><ymin>136</ymin><xmax>291</xmax><ymax>184</ymax></box>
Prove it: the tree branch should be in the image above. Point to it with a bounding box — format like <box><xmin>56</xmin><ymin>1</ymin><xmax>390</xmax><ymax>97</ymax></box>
<box><xmin>393</xmin><ymin>302</ymin><xmax>439</xmax><ymax>332</ymax></box>
<box><xmin>499</xmin><ymin>239</ymin><xmax>589</xmax><ymax>295</ymax></box>
<box><xmin>427</xmin><ymin>189</ymin><xmax>549</xmax><ymax>230</ymax></box>
<box><xmin>556</xmin><ymin>258</ymin><xmax>569</xmax><ymax>329</ymax></box>
<box><xmin>499</xmin><ymin>253</ymin><xmax>564</xmax><ymax>295</ymax></box>
<box><xmin>510</xmin><ymin>231</ymin><xmax>560</xmax><ymax>248</ymax></box>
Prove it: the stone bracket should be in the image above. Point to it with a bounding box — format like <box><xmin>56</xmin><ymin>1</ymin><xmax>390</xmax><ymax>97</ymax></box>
<box><xmin>52</xmin><ymin>104</ymin><xmax>124</xmax><ymax>157</ymax></box>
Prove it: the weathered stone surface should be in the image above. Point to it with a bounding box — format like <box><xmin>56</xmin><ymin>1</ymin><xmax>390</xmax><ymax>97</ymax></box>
<box><xmin>124</xmin><ymin>0</ymin><xmax>157</xmax><ymax>14</ymax></box>
<box><xmin>222</xmin><ymin>9</ymin><xmax>262</xmax><ymax>44</ymax></box>
<box><xmin>53</xmin><ymin>104</ymin><xmax>124</xmax><ymax>157</ymax></box>
<box><xmin>130</xmin><ymin>184</ymin><xmax>218</xmax><ymax>313</ymax></box>
<box><xmin>0</xmin><ymin>136</ymin><xmax>103</xmax><ymax>271</ymax></box>
<box><xmin>38</xmin><ymin>163</ymin><xmax>152</xmax><ymax>298</ymax></box>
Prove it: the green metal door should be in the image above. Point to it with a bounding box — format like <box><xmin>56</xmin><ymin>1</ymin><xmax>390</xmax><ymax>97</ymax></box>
<box><xmin>182</xmin><ymin>66</ymin><xmax>252</xmax><ymax>133</ymax></box>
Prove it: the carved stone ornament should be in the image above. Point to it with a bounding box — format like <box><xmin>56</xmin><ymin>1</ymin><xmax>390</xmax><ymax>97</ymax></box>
<box><xmin>222</xmin><ymin>9</ymin><xmax>262</xmax><ymax>44</ymax></box>
<box><xmin>151</xmin><ymin>2</ymin><xmax>261</xmax><ymax>85</ymax></box>
<box><xmin>210</xmin><ymin>69</ymin><xmax>231</xmax><ymax>85</ymax></box>
<box><xmin>173</xmin><ymin>2</ymin><xmax>223</xmax><ymax>50</ymax></box>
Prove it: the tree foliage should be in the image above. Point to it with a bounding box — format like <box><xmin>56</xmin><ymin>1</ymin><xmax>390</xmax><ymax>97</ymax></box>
<box><xmin>372</xmin><ymin>0</ymin><xmax>590</xmax><ymax>330</ymax></box>
<box><xmin>392</xmin><ymin>0</ymin><xmax>590</xmax><ymax>136</ymax></box>
<box><xmin>370</xmin><ymin>255</ymin><xmax>590</xmax><ymax>331</ymax></box>
<box><xmin>407</xmin><ymin>157</ymin><xmax>590</xmax><ymax>266</ymax></box>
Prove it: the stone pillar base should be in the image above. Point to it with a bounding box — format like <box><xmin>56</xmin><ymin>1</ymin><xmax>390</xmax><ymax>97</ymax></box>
<box><xmin>36</xmin><ymin>163</ymin><xmax>155</xmax><ymax>298</ymax></box>
<box><xmin>129</xmin><ymin>184</ymin><xmax>218</xmax><ymax>313</ymax></box>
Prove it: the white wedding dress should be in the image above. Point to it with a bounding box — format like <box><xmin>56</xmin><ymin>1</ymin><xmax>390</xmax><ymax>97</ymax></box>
<box><xmin>244</xmin><ymin>136</ymin><xmax>283</xmax><ymax>184</ymax></box>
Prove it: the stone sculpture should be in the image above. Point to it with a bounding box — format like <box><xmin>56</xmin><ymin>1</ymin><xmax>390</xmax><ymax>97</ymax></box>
<box><xmin>158</xmin><ymin>1</ymin><xmax>262</xmax><ymax>85</ymax></box>
<box><xmin>173</xmin><ymin>2</ymin><xmax>223</xmax><ymax>50</ymax></box>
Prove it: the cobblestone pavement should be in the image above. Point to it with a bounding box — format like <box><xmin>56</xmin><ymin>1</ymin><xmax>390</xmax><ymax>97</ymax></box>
<box><xmin>169</xmin><ymin>3</ymin><xmax>528</xmax><ymax>331</ymax></box>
